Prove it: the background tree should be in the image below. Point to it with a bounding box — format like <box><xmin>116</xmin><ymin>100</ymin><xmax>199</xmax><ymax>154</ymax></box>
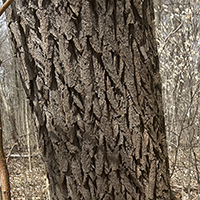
<box><xmin>156</xmin><ymin>0</ymin><xmax>200</xmax><ymax>199</ymax></box>
<box><xmin>0</xmin><ymin>1</ymin><xmax>48</xmax><ymax>198</ymax></box>
<box><xmin>4</xmin><ymin>0</ymin><xmax>171</xmax><ymax>199</ymax></box>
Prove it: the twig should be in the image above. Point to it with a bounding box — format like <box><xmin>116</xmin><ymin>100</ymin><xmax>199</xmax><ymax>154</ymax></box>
<box><xmin>0</xmin><ymin>0</ymin><xmax>15</xmax><ymax>17</ymax></box>
<box><xmin>6</xmin><ymin>143</ymin><xmax>17</xmax><ymax>163</ymax></box>
<box><xmin>159</xmin><ymin>21</ymin><xmax>183</xmax><ymax>56</ymax></box>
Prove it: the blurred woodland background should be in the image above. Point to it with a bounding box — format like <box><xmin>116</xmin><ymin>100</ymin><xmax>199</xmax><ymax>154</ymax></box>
<box><xmin>0</xmin><ymin>0</ymin><xmax>200</xmax><ymax>199</ymax></box>
<box><xmin>156</xmin><ymin>0</ymin><xmax>200</xmax><ymax>199</ymax></box>
<box><xmin>0</xmin><ymin>1</ymin><xmax>48</xmax><ymax>199</ymax></box>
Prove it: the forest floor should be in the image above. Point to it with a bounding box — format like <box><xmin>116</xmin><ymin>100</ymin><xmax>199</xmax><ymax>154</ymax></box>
<box><xmin>8</xmin><ymin>153</ymin><xmax>49</xmax><ymax>200</ymax></box>
<box><xmin>5</xmin><ymin>144</ymin><xmax>200</xmax><ymax>200</ymax></box>
<box><xmin>169</xmin><ymin>145</ymin><xmax>200</xmax><ymax>200</ymax></box>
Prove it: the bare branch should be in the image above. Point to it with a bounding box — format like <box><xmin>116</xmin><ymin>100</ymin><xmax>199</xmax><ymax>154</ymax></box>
<box><xmin>0</xmin><ymin>0</ymin><xmax>15</xmax><ymax>17</ymax></box>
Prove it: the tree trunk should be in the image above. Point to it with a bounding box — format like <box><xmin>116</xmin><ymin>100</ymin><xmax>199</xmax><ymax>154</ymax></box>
<box><xmin>0</xmin><ymin>114</ymin><xmax>11</xmax><ymax>200</ymax></box>
<box><xmin>25</xmin><ymin>99</ymin><xmax>32</xmax><ymax>171</ymax></box>
<box><xmin>5</xmin><ymin>0</ymin><xmax>171</xmax><ymax>199</ymax></box>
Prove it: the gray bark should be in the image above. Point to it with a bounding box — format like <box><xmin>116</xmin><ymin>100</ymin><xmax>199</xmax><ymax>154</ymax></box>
<box><xmin>5</xmin><ymin>0</ymin><xmax>171</xmax><ymax>199</ymax></box>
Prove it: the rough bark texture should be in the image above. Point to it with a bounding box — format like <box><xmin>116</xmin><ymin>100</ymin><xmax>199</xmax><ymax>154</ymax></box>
<box><xmin>5</xmin><ymin>0</ymin><xmax>171</xmax><ymax>199</ymax></box>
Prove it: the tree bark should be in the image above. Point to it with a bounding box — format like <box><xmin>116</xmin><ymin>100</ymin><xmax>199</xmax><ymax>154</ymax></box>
<box><xmin>5</xmin><ymin>0</ymin><xmax>171</xmax><ymax>199</ymax></box>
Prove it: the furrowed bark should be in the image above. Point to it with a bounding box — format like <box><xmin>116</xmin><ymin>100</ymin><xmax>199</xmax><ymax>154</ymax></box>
<box><xmin>5</xmin><ymin>0</ymin><xmax>171</xmax><ymax>199</ymax></box>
